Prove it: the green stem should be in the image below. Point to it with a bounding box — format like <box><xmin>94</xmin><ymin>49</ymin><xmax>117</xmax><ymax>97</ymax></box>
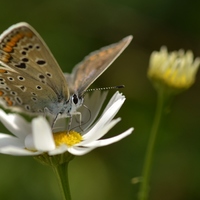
<box><xmin>138</xmin><ymin>90</ymin><xmax>165</xmax><ymax>200</ymax></box>
<box><xmin>52</xmin><ymin>162</ymin><xmax>71</xmax><ymax>200</ymax></box>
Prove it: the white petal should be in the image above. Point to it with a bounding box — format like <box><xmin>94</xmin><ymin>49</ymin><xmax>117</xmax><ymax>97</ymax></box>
<box><xmin>103</xmin><ymin>97</ymin><xmax>125</xmax><ymax>123</ymax></box>
<box><xmin>0</xmin><ymin>146</ymin><xmax>41</xmax><ymax>156</ymax></box>
<box><xmin>102</xmin><ymin>92</ymin><xmax>125</xmax><ymax>115</ymax></box>
<box><xmin>81</xmin><ymin>118</ymin><xmax>121</xmax><ymax>145</ymax></box>
<box><xmin>0</xmin><ymin>133</ymin><xmax>24</xmax><ymax>148</ymax></box>
<box><xmin>68</xmin><ymin>146</ymin><xmax>97</xmax><ymax>156</ymax></box>
<box><xmin>0</xmin><ymin>133</ymin><xmax>41</xmax><ymax>156</ymax></box>
<box><xmin>32</xmin><ymin>117</ymin><xmax>55</xmax><ymax>151</ymax></box>
<box><xmin>84</xmin><ymin>97</ymin><xmax>125</xmax><ymax>140</ymax></box>
<box><xmin>84</xmin><ymin>128</ymin><xmax>134</xmax><ymax>147</ymax></box>
<box><xmin>0</xmin><ymin>109</ymin><xmax>31</xmax><ymax>139</ymax></box>
<box><xmin>99</xmin><ymin>96</ymin><xmax>125</xmax><ymax>127</ymax></box>
<box><xmin>25</xmin><ymin>134</ymin><xmax>36</xmax><ymax>150</ymax></box>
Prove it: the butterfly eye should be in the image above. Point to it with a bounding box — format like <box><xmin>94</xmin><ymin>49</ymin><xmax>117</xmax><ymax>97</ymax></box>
<box><xmin>72</xmin><ymin>94</ymin><xmax>78</xmax><ymax>104</ymax></box>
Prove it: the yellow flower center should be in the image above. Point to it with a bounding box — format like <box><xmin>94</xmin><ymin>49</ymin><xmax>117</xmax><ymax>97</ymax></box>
<box><xmin>153</xmin><ymin>68</ymin><xmax>192</xmax><ymax>89</ymax></box>
<box><xmin>53</xmin><ymin>130</ymin><xmax>82</xmax><ymax>147</ymax></box>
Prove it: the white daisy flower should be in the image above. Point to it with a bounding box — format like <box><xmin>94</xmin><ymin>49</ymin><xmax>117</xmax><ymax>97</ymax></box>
<box><xmin>0</xmin><ymin>91</ymin><xmax>133</xmax><ymax>156</ymax></box>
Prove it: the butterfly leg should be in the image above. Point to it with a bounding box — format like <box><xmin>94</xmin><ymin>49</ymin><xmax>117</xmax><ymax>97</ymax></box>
<box><xmin>43</xmin><ymin>107</ymin><xmax>58</xmax><ymax>129</ymax></box>
<box><xmin>50</xmin><ymin>113</ymin><xmax>61</xmax><ymax>130</ymax></box>
<box><xmin>67</xmin><ymin>114</ymin><xmax>73</xmax><ymax>131</ymax></box>
<box><xmin>74</xmin><ymin>111</ymin><xmax>83</xmax><ymax>131</ymax></box>
<box><xmin>68</xmin><ymin>112</ymin><xmax>83</xmax><ymax>132</ymax></box>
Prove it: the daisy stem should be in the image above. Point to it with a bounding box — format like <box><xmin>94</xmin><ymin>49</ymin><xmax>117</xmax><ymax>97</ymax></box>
<box><xmin>53</xmin><ymin>162</ymin><xmax>71</xmax><ymax>200</ymax></box>
<box><xmin>138</xmin><ymin>89</ymin><xmax>165</xmax><ymax>200</ymax></box>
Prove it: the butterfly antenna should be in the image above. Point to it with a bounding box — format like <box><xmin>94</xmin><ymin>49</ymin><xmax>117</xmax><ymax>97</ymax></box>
<box><xmin>85</xmin><ymin>85</ymin><xmax>125</xmax><ymax>93</ymax></box>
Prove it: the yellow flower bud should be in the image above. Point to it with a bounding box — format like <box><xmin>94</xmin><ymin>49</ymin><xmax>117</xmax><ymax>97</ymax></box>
<box><xmin>148</xmin><ymin>46</ymin><xmax>200</xmax><ymax>93</ymax></box>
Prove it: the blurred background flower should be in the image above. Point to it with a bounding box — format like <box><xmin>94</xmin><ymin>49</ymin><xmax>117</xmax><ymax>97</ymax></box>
<box><xmin>148</xmin><ymin>46</ymin><xmax>200</xmax><ymax>94</ymax></box>
<box><xmin>0</xmin><ymin>0</ymin><xmax>200</xmax><ymax>200</ymax></box>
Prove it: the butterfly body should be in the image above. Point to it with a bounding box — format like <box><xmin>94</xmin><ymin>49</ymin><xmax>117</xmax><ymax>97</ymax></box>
<box><xmin>0</xmin><ymin>22</ymin><xmax>132</xmax><ymax>120</ymax></box>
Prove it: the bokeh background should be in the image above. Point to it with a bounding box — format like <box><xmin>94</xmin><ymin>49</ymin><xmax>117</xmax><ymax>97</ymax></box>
<box><xmin>0</xmin><ymin>0</ymin><xmax>200</xmax><ymax>199</ymax></box>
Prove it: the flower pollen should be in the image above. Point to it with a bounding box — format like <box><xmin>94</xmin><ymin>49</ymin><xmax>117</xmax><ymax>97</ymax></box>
<box><xmin>53</xmin><ymin>130</ymin><xmax>82</xmax><ymax>147</ymax></box>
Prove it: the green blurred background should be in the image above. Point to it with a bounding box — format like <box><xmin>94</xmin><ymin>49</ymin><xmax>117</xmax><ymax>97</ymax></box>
<box><xmin>0</xmin><ymin>0</ymin><xmax>200</xmax><ymax>199</ymax></box>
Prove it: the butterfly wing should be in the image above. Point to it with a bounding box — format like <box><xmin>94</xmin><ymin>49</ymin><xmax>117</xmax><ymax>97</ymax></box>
<box><xmin>0</xmin><ymin>67</ymin><xmax>57</xmax><ymax>114</ymax></box>
<box><xmin>0</xmin><ymin>22</ymin><xmax>69</xmax><ymax>114</ymax></box>
<box><xmin>66</xmin><ymin>36</ymin><xmax>132</xmax><ymax>96</ymax></box>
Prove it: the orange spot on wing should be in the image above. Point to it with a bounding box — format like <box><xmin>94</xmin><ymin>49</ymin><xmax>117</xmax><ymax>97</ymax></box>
<box><xmin>25</xmin><ymin>31</ymin><xmax>33</xmax><ymax>38</ymax></box>
<box><xmin>14</xmin><ymin>32</ymin><xmax>24</xmax><ymax>40</ymax></box>
<box><xmin>4</xmin><ymin>96</ymin><xmax>13</xmax><ymax>106</ymax></box>
<box><xmin>7</xmin><ymin>41</ymin><xmax>16</xmax><ymax>47</ymax></box>
<box><xmin>0</xmin><ymin>91</ymin><xmax>4</xmax><ymax>96</ymax></box>
<box><xmin>3</xmin><ymin>31</ymin><xmax>33</xmax><ymax>53</ymax></box>
<box><xmin>99</xmin><ymin>51</ymin><xmax>107</xmax><ymax>57</ymax></box>
<box><xmin>11</xmin><ymin>35</ymin><xmax>19</xmax><ymax>43</ymax></box>
<box><xmin>89</xmin><ymin>55</ymin><xmax>97</xmax><ymax>61</ymax></box>
<box><xmin>0</xmin><ymin>69</ymin><xmax>7</xmax><ymax>73</ymax></box>
<box><xmin>1</xmin><ymin>54</ymin><xmax>11</xmax><ymax>63</ymax></box>
<box><xmin>106</xmin><ymin>48</ymin><xmax>114</xmax><ymax>54</ymax></box>
<box><xmin>7</xmin><ymin>100</ymin><xmax>13</xmax><ymax>106</ymax></box>
<box><xmin>3</xmin><ymin>45</ymin><xmax>13</xmax><ymax>53</ymax></box>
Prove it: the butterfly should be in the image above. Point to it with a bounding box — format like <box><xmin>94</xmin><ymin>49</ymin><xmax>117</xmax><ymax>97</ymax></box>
<box><xmin>0</xmin><ymin>22</ymin><xmax>132</xmax><ymax>124</ymax></box>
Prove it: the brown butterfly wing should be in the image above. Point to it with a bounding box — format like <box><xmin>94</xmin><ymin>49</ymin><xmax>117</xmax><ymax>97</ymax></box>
<box><xmin>0</xmin><ymin>22</ymin><xmax>69</xmax><ymax>100</ymax></box>
<box><xmin>0</xmin><ymin>22</ymin><xmax>69</xmax><ymax>114</ymax></box>
<box><xmin>67</xmin><ymin>36</ymin><xmax>133</xmax><ymax>96</ymax></box>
